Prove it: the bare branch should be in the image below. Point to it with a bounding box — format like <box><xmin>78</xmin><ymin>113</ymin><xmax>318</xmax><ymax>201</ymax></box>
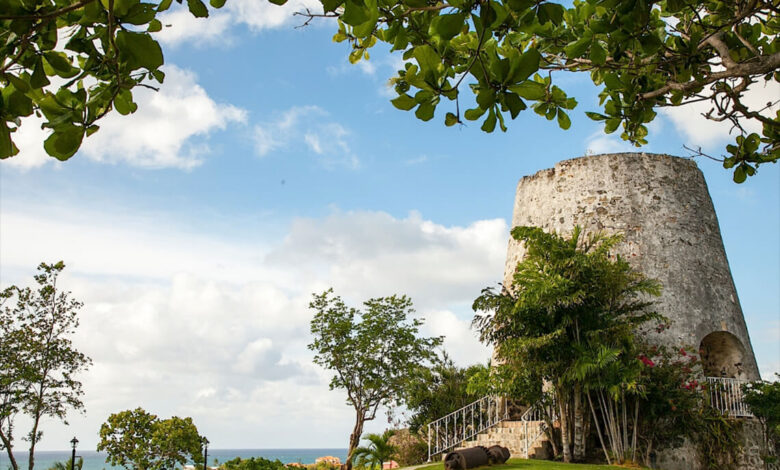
<box><xmin>293</xmin><ymin>8</ymin><xmax>339</xmax><ymax>28</ymax></box>
<box><xmin>639</xmin><ymin>51</ymin><xmax>780</xmax><ymax>100</ymax></box>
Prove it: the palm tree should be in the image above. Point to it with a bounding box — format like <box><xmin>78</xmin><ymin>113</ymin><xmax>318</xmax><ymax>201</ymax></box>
<box><xmin>351</xmin><ymin>431</ymin><xmax>397</xmax><ymax>470</ymax></box>
<box><xmin>47</xmin><ymin>458</ymin><xmax>83</xmax><ymax>470</ymax></box>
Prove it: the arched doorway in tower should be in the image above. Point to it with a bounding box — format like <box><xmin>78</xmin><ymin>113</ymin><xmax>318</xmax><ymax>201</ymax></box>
<box><xmin>699</xmin><ymin>331</ymin><xmax>747</xmax><ymax>379</ymax></box>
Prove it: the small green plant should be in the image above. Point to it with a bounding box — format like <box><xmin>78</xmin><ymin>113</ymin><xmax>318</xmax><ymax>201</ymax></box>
<box><xmin>46</xmin><ymin>458</ymin><xmax>84</xmax><ymax>470</ymax></box>
<box><xmin>352</xmin><ymin>430</ymin><xmax>397</xmax><ymax>470</ymax></box>
<box><xmin>743</xmin><ymin>376</ymin><xmax>780</xmax><ymax>467</ymax></box>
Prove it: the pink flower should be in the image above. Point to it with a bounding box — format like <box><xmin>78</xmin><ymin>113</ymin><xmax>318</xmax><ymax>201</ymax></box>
<box><xmin>680</xmin><ymin>348</ymin><xmax>687</xmax><ymax>356</ymax></box>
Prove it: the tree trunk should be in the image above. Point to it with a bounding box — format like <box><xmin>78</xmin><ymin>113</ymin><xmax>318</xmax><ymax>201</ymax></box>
<box><xmin>556</xmin><ymin>389</ymin><xmax>571</xmax><ymax>463</ymax></box>
<box><xmin>631</xmin><ymin>398</ymin><xmax>639</xmax><ymax>464</ymax></box>
<box><xmin>643</xmin><ymin>439</ymin><xmax>653</xmax><ymax>468</ymax></box>
<box><xmin>572</xmin><ymin>384</ymin><xmax>585</xmax><ymax>461</ymax></box>
<box><xmin>27</xmin><ymin>414</ymin><xmax>41</xmax><ymax>470</ymax></box>
<box><xmin>0</xmin><ymin>428</ymin><xmax>19</xmax><ymax>470</ymax></box>
<box><xmin>543</xmin><ymin>417</ymin><xmax>559</xmax><ymax>458</ymax></box>
<box><xmin>346</xmin><ymin>411</ymin><xmax>365</xmax><ymax>470</ymax></box>
<box><xmin>587</xmin><ymin>392</ymin><xmax>611</xmax><ymax>465</ymax></box>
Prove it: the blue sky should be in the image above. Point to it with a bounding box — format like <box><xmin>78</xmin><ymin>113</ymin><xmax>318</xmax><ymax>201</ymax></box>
<box><xmin>1</xmin><ymin>3</ymin><xmax>778</xmax><ymax>452</ymax></box>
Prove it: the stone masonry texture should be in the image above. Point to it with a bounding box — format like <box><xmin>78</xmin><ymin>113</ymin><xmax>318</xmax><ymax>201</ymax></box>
<box><xmin>502</xmin><ymin>152</ymin><xmax>759</xmax><ymax>380</ymax></box>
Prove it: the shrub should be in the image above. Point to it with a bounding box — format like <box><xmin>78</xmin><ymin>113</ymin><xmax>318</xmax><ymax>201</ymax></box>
<box><xmin>221</xmin><ymin>457</ymin><xmax>286</xmax><ymax>470</ymax></box>
<box><xmin>743</xmin><ymin>376</ymin><xmax>780</xmax><ymax>466</ymax></box>
<box><xmin>387</xmin><ymin>429</ymin><xmax>427</xmax><ymax>466</ymax></box>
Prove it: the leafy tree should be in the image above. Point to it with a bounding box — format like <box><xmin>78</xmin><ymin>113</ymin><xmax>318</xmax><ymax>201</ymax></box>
<box><xmin>1</xmin><ymin>0</ymin><xmax>777</xmax><ymax>182</ymax></box>
<box><xmin>308</xmin><ymin>289</ymin><xmax>441</xmax><ymax>470</ymax></box>
<box><xmin>401</xmin><ymin>354</ymin><xmax>486</xmax><ymax>434</ymax></box>
<box><xmin>0</xmin><ymin>261</ymin><xmax>92</xmax><ymax>470</ymax></box>
<box><xmin>472</xmin><ymin>226</ymin><xmax>661</xmax><ymax>463</ymax></box>
<box><xmin>97</xmin><ymin>408</ymin><xmax>205</xmax><ymax>470</ymax></box>
<box><xmin>352</xmin><ymin>430</ymin><xmax>397</xmax><ymax>470</ymax></box>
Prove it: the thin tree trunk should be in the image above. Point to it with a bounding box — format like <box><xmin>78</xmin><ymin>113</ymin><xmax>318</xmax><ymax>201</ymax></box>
<box><xmin>0</xmin><ymin>427</ymin><xmax>19</xmax><ymax>470</ymax></box>
<box><xmin>27</xmin><ymin>412</ymin><xmax>42</xmax><ymax>470</ymax></box>
<box><xmin>604</xmin><ymin>392</ymin><xmax>621</xmax><ymax>460</ymax></box>
<box><xmin>621</xmin><ymin>390</ymin><xmax>628</xmax><ymax>463</ymax></box>
<box><xmin>557</xmin><ymin>389</ymin><xmax>571</xmax><ymax>463</ymax></box>
<box><xmin>572</xmin><ymin>384</ymin><xmax>585</xmax><ymax>461</ymax></box>
<box><xmin>543</xmin><ymin>416</ymin><xmax>559</xmax><ymax>458</ymax></box>
<box><xmin>644</xmin><ymin>439</ymin><xmax>653</xmax><ymax>468</ymax></box>
<box><xmin>346</xmin><ymin>411</ymin><xmax>365</xmax><ymax>470</ymax></box>
<box><xmin>631</xmin><ymin>399</ymin><xmax>639</xmax><ymax>464</ymax></box>
<box><xmin>587</xmin><ymin>392</ymin><xmax>611</xmax><ymax>465</ymax></box>
<box><xmin>598</xmin><ymin>392</ymin><xmax>614</xmax><ymax>458</ymax></box>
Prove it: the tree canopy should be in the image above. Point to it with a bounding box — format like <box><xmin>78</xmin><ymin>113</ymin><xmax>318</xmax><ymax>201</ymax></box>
<box><xmin>0</xmin><ymin>261</ymin><xmax>91</xmax><ymax>470</ymax></box>
<box><xmin>1</xmin><ymin>0</ymin><xmax>777</xmax><ymax>181</ymax></box>
<box><xmin>472</xmin><ymin>226</ymin><xmax>661</xmax><ymax>462</ymax></box>
<box><xmin>400</xmin><ymin>353</ymin><xmax>486</xmax><ymax>433</ymax></box>
<box><xmin>97</xmin><ymin>408</ymin><xmax>205</xmax><ymax>470</ymax></box>
<box><xmin>308</xmin><ymin>289</ymin><xmax>441</xmax><ymax>470</ymax></box>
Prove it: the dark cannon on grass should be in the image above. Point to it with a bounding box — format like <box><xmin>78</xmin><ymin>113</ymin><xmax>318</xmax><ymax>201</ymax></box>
<box><xmin>443</xmin><ymin>446</ymin><xmax>510</xmax><ymax>470</ymax></box>
<box><xmin>486</xmin><ymin>446</ymin><xmax>510</xmax><ymax>464</ymax></box>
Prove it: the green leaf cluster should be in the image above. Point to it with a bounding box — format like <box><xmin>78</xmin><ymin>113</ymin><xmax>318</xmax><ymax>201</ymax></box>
<box><xmin>97</xmin><ymin>408</ymin><xmax>205</xmax><ymax>470</ymax></box>
<box><xmin>3</xmin><ymin>0</ymin><xmax>777</xmax><ymax>181</ymax></box>
<box><xmin>334</xmin><ymin>0</ymin><xmax>780</xmax><ymax>181</ymax></box>
<box><xmin>0</xmin><ymin>0</ymin><xmax>227</xmax><ymax>161</ymax></box>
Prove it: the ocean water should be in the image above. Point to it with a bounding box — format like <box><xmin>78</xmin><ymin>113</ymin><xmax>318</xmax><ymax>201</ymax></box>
<box><xmin>1</xmin><ymin>449</ymin><xmax>349</xmax><ymax>470</ymax></box>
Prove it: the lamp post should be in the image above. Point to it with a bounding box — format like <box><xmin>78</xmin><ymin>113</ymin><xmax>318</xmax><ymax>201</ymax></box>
<box><xmin>202</xmin><ymin>438</ymin><xmax>209</xmax><ymax>470</ymax></box>
<box><xmin>70</xmin><ymin>437</ymin><xmax>79</xmax><ymax>470</ymax></box>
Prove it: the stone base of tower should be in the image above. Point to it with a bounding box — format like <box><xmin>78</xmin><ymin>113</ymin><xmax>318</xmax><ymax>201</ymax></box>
<box><xmin>653</xmin><ymin>418</ymin><xmax>777</xmax><ymax>470</ymax></box>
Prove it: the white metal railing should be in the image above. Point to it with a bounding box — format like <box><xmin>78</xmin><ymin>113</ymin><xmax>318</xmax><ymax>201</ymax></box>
<box><xmin>427</xmin><ymin>396</ymin><xmax>508</xmax><ymax>461</ymax></box>
<box><xmin>519</xmin><ymin>401</ymin><xmax>546</xmax><ymax>422</ymax></box>
<box><xmin>705</xmin><ymin>376</ymin><xmax>753</xmax><ymax>418</ymax></box>
<box><xmin>518</xmin><ymin>401</ymin><xmax>552</xmax><ymax>458</ymax></box>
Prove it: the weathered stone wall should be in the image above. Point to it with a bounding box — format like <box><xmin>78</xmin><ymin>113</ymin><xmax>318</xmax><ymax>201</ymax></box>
<box><xmin>653</xmin><ymin>418</ymin><xmax>778</xmax><ymax>470</ymax></box>
<box><xmin>502</xmin><ymin>153</ymin><xmax>759</xmax><ymax>379</ymax></box>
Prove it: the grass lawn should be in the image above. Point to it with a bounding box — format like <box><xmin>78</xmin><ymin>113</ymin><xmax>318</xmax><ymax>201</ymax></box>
<box><xmin>413</xmin><ymin>458</ymin><xmax>632</xmax><ymax>470</ymax></box>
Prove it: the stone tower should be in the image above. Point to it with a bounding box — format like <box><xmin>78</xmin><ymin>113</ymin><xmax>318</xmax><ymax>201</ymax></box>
<box><xmin>503</xmin><ymin>153</ymin><xmax>759</xmax><ymax>380</ymax></box>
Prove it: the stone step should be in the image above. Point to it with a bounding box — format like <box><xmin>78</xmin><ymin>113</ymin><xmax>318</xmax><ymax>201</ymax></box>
<box><xmin>453</xmin><ymin>420</ymin><xmax>551</xmax><ymax>459</ymax></box>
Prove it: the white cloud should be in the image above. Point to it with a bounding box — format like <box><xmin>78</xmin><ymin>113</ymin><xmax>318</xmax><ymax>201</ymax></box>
<box><xmin>661</xmin><ymin>79</ymin><xmax>780</xmax><ymax>152</ymax></box>
<box><xmin>422</xmin><ymin>310</ymin><xmax>491</xmax><ymax>366</ymax></box>
<box><xmin>2</xmin><ymin>66</ymin><xmax>246</xmax><ymax>171</ymax></box>
<box><xmin>156</xmin><ymin>0</ymin><xmax>327</xmax><ymax>46</ymax></box>
<box><xmin>583</xmin><ymin>130</ymin><xmax>637</xmax><ymax>155</ymax></box>
<box><xmin>156</xmin><ymin>10</ymin><xmax>234</xmax><ymax>46</ymax></box>
<box><xmin>405</xmin><ymin>155</ymin><xmax>429</xmax><ymax>165</ymax></box>
<box><xmin>229</xmin><ymin>0</ymin><xmax>324</xmax><ymax>31</ymax></box>
<box><xmin>80</xmin><ymin>66</ymin><xmax>247</xmax><ymax>169</ymax></box>
<box><xmin>583</xmin><ymin>115</ymin><xmax>663</xmax><ymax>156</ymax></box>
<box><xmin>0</xmin><ymin>202</ymin><xmax>503</xmax><ymax>450</ymax></box>
<box><xmin>2</xmin><ymin>115</ymin><xmax>60</xmax><ymax>170</ymax></box>
<box><xmin>253</xmin><ymin>106</ymin><xmax>358</xmax><ymax>168</ymax></box>
<box><xmin>327</xmin><ymin>60</ymin><xmax>378</xmax><ymax>77</ymax></box>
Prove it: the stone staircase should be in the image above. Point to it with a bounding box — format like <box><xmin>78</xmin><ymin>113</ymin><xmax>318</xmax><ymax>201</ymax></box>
<box><xmin>455</xmin><ymin>420</ymin><xmax>551</xmax><ymax>460</ymax></box>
